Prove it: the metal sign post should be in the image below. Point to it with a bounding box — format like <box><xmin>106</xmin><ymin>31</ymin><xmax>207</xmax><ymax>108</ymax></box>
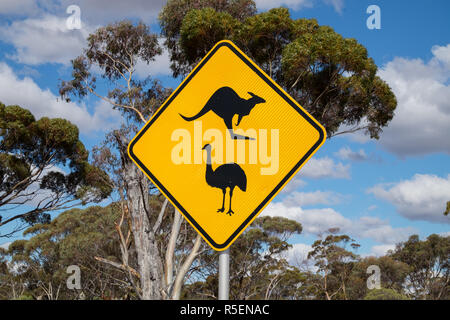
<box><xmin>218</xmin><ymin>248</ymin><xmax>230</xmax><ymax>300</ymax></box>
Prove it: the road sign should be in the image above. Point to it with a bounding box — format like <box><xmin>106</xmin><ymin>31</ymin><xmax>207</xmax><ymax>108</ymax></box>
<box><xmin>128</xmin><ymin>40</ymin><xmax>326</xmax><ymax>251</ymax></box>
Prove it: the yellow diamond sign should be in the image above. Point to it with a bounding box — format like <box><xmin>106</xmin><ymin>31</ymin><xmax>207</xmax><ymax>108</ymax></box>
<box><xmin>128</xmin><ymin>40</ymin><xmax>326</xmax><ymax>250</ymax></box>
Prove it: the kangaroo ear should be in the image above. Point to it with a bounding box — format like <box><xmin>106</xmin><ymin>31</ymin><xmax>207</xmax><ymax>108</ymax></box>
<box><xmin>248</xmin><ymin>92</ymin><xmax>256</xmax><ymax>97</ymax></box>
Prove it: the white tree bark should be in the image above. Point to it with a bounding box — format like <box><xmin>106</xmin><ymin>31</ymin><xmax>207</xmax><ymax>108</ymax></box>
<box><xmin>115</xmin><ymin>132</ymin><xmax>202</xmax><ymax>300</ymax></box>
<box><xmin>171</xmin><ymin>234</ymin><xmax>202</xmax><ymax>300</ymax></box>
<box><xmin>116</xmin><ymin>133</ymin><xmax>164</xmax><ymax>299</ymax></box>
<box><xmin>165</xmin><ymin>210</ymin><xmax>183</xmax><ymax>290</ymax></box>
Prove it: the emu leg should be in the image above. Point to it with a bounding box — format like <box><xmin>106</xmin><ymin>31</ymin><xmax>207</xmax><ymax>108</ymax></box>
<box><xmin>227</xmin><ymin>188</ymin><xmax>235</xmax><ymax>216</ymax></box>
<box><xmin>217</xmin><ymin>189</ymin><xmax>225</xmax><ymax>213</ymax></box>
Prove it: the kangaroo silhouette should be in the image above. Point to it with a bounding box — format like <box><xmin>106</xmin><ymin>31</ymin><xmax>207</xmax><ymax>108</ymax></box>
<box><xmin>202</xmin><ymin>144</ymin><xmax>247</xmax><ymax>216</ymax></box>
<box><xmin>180</xmin><ymin>86</ymin><xmax>265</xmax><ymax>140</ymax></box>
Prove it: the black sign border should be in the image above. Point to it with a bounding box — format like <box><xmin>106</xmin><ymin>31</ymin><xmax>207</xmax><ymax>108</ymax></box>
<box><xmin>129</xmin><ymin>41</ymin><xmax>325</xmax><ymax>250</ymax></box>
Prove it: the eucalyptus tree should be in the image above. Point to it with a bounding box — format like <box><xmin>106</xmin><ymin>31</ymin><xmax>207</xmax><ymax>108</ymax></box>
<box><xmin>60</xmin><ymin>21</ymin><xmax>206</xmax><ymax>299</ymax></box>
<box><xmin>160</xmin><ymin>4</ymin><xmax>397</xmax><ymax>139</ymax></box>
<box><xmin>60</xmin><ymin>0</ymin><xmax>398</xmax><ymax>299</ymax></box>
<box><xmin>182</xmin><ymin>216</ymin><xmax>303</xmax><ymax>300</ymax></box>
<box><xmin>0</xmin><ymin>103</ymin><xmax>111</xmax><ymax>237</ymax></box>
<box><xmin>308</xmin><ymin>234</ymin><xmax>360</xmax><ymax>300</ymax></box>
<box><xmin>391</xmin><ymin>234</ymin><xmax>449</xmax><ymax>300</ymax></box>
<box><xmin>1</xmin><ymin>204</ymin><xmax>132</xmax><ymax>300</ymax></box>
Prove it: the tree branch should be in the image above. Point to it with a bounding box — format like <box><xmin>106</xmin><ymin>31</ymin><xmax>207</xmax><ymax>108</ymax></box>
<box><xmin>171</xmin><ymin>234</ymin><xmax>202</xmax><ymax>300</ymax></box>
<box><xmin>84</xmin><ymin>83</ymin><xmax>147</xmax><ymax>123</ymax></box>
<box><xmin>94</xmin><ymin>256</ymin><xmax>141</xmax><ymax>279</ymax></box>
<box><xmin>153</xmin><ymin>198</ymin><xmax>169</xmax><ymax>234</ymax></box>
<box><xmin>164</xmin><ymin>209</ymin><xmax>183</xmax><ymax>289</ymax></box>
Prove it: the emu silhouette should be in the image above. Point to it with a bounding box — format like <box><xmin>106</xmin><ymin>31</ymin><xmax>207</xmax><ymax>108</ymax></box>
<box><xmin>202</xmin><ymin>144</ymin><xmax>247</xmax><ymax>216</ymax></box>
<box><xmin>180</xmin><ymin>86</ymin><xmax>265</xmax><ymax>140</ymax></box>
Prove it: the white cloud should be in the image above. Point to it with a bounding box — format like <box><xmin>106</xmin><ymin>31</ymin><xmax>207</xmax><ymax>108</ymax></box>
<box><xmin>3</xmin><ymin>0</ymin><xmax>344</xmax><ymax>20</ymax></box>
<box><xmin>0</xmin><ymin>0</ymin><xmax>39</xmax><ymax>16</ymax></box>
<box><xmin>354</xmin><ymin>217</ymin><xmax>415</xmax><ymax>244</ymax></box>
<box><xmin>284</xmin><ymin>243</ymin><xmax>316</xmax><ymax>271</ymax></box>
<box><xmin>368</xmin><ymin>174</ymin><xmax>450</xmax><ymax>224</ymax></box>
<box><xmin>280</xmin><ymin>156</ymin><xmax>350</xmax><ymax>195</ymax></box>
<box><xmin>280</xmin><ymin>176</ymin><xmax>307</xmax><ymax>194</ymax></box>
<box><xmin>0</xmin><ymin>62</ymin><xmax>121</xmax><ymax>133</ymax></box>
<box><xmin>377</xmin><ymin>44</ymin><xmax>450</xmax><ymax>156</ymax></box>
<box><xmin>135</xmin><ymin>38</ymin><xmax>172</xmax><ymax>78</ymax></box>
<box><xmin>0</xmin><ymin>14</ymin><xmax>91</xmax><ymax>65</ymax></box>
<box><xmin>432</xmin><ymin>44</ymin><xmax>450</xmax><ymax>68</ymax></box>
<box><xmin>366</xmin><ymin>244</ymin><xmax>396</xmax><ymax>257</ymax></box>
<box><xmin>323</xmin><ymin>0</ymin><xmax>344</xmax><ymax>13</ymax></box>
<box><xmin>255</xmin><ymin>0</ymin><xmax>343</xmax><ymax>12</ymax></box>
<box><xmin>263</xmin><ymin>202</ymin><xmax>350</xmax><ymax>235</ymax></box>
<box><xmin>255</xmin><ymin>0</ymin><xmax>313</xmax><ymax>10</ymax></box>
<box><xmin>286</xmin><ymin>243</ymin><xmax>312</xmax><ymax>261</ymax></box>
<box><xmin>14</xmin><ymin>165</ymin><xmax>67</xmax><ymax>209</ymax></box>
<box><xmin>282</xmin><ymin>190</ymin><xmax>344</xmax><ymax>207</ymax></box>
<box><xmin>263</xmin><ymin>202</ymin><xmax>416</xmax><ymax>244</ymax></box>
<box><xmin>57</xmin><ymin>0</ymin><xmax>166</xmax><ymax>24</ymax></box>
<box><xmin>0</xmin><ymin>13</ymin><xmax>170</xmax><ymax>77</ymax></box>
<box><xmin>300</xmin><ymin>156</ymin><xmax>350</xmax><ymax>179</ymax></box>
<box><xmin>0</xmin><ymin>165</ymin><xmax>84</xmax><ymax>225</ymax></box>
<box><xmin>334</xmin><ymin>146</ymin><xmax>368</xmax><ymax>162</ymax></box>
<box><xmin>0</xmin><ymin>0</ymin><xmax>165</xmax><ymax>23</ymax></box>
<box><xmin>0</xmin><ymin>242</ymin><xmax>11</xmax><ymax>250</ymax></box>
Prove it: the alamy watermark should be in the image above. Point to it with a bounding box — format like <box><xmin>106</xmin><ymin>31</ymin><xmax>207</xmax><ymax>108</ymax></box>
<box><xmin>66</xmin><ymin>5</ymin><xmax>81</xmax><ymax>30</ymax></box>
<box><xmin>66</xmin><ymin>265</ymin><xmax>81</xmax><ymax>290</ymax></box>
<box><xmin>171</xmin><ymin>121</ymin><xmax>280</xmax><ymax>175</ymax></box>
<box><xmin>366</xmin><ymin>265</ymin><xmax>381</xmax><ymax>289</ymax></box>
<box><xmin>366</xmin><ymin>5</ymin><xmax>381</xmax><ymax>30</ymax></box>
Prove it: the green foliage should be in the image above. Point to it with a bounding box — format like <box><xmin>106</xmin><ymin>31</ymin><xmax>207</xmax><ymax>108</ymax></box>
<box><xmin>308</xmin><ymin>234</ymin><xmax>360</xmax><ymax>300</ymax></box>
<box><xmin>390</xmin><ymin>234</ymin><xmax>449</xmax><ymax>300</ymax></box>
<box><xmin>3</xmin><ymin>2</ymin><xmax>444</xmax><ymax>301</ymax></box>
<box><xmin>159</xmin><ymin>2</ymin><xmax>397</xmax><ymax>139</ymax></box>
<box><xmin>85</xmin><ymin>21</ymin><xmax>161</xmax><ymax>80</ymax></box>
<box><xmin>0</xmin><ymin>203</ymin><xmax>134</xmax><ymax>300</ymax></box>
<box><xmin>236</xmin><ymin>8</ymin><xmax>293</xmax><ymax>76</ymax></box>
<box><xmin>2</xmin><ymin>205</ymin><xmax>447</xmax><ymax>301</ymax></box>
<box><xmin>256</xmin><ymin>215</ymin><xmax>302</xmax><ymax>235</ymax></box>
<box><xmin>364</xmin><ymin>288</ymin><xmax>409</xmax><ymax>300</ymax></box>
<box><xmin>183</xmin><ymin>215</ymin><xmax>303</xmax><ymax>299</ymax></box>
<box><xmin>0</xmin><ymin>103</ymin><xmax>112</xmax><ymax>232</ymax></box>
<box><xmin>444</xmin><ymin>201</ymin><xmax>450</xmax><ymax>216</ymax></box>
<box><xmin>59</xmin><ymin>20</ymin><xmax>177</xmax><ymax>300</ymax></box>
<box><xmin>159</xmin><ymin>0</ymin><xmax>256</xmax><ymax>77</ymax></box>
<box><xmin>180</xmin><ymin>8</ymin><xmax>238</xmax><ymax>64</ymax></box>
<box><xmin>59</xmin><ymin>21</ymin><xmax>171</xmax><ymax>124</ymax></box>
<box><xmin>348</xmin><ymin>256</ymin><xmax>410</xmax><ymax>299</ymax></box>
<box><xmin>0</xmin><ymin>153</ymin><xmax>31</xmax><ymax>192</ymax></box>
<box><xmin>280</xmin><ymin>20</ymin><xmax>396</xmax><ymax>139</ymax></box>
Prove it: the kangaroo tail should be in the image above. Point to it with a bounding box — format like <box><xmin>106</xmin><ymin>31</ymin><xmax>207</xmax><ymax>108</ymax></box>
<box><xmin>179</xmin><ymin>104</ymin><xmax>211</xmax><ymax>122</ymax></box>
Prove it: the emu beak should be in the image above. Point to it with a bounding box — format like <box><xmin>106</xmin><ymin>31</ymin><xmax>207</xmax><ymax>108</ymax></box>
<box><xmin>236</xmin><ymin>114</ymin><xmax>243</xmax><ymax>126</ymax></box>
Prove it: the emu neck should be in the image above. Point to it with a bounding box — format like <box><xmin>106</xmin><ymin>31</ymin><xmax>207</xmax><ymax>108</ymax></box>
<box><xmin>205</xmin><ymin>150</ymin><xmax>213</xmax><ymax>174</ymax></box>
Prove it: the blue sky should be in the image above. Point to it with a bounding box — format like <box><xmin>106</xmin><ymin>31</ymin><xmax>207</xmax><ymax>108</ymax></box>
<box><xmin>0</xmin><ymin>0</ymin><xmax>449</xmax><ymax>259</ymax></box>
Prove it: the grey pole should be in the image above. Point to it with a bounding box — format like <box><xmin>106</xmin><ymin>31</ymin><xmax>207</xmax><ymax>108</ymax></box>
<box><xmin>218</xmin><ymin>248</ymin><xmax>230</xmax><ymax>300</ymax></box>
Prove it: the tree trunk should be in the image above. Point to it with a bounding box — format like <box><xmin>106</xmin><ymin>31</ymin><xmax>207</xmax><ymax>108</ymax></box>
<box><xmin>117</xmin><ymin>133</ymin><xmax>164</xmax><ymax>299</ymax></box>
<box><xmin>164</xmin><ymin>210</ymin><xmax>183</xmax><ymax>291</ymax></box>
